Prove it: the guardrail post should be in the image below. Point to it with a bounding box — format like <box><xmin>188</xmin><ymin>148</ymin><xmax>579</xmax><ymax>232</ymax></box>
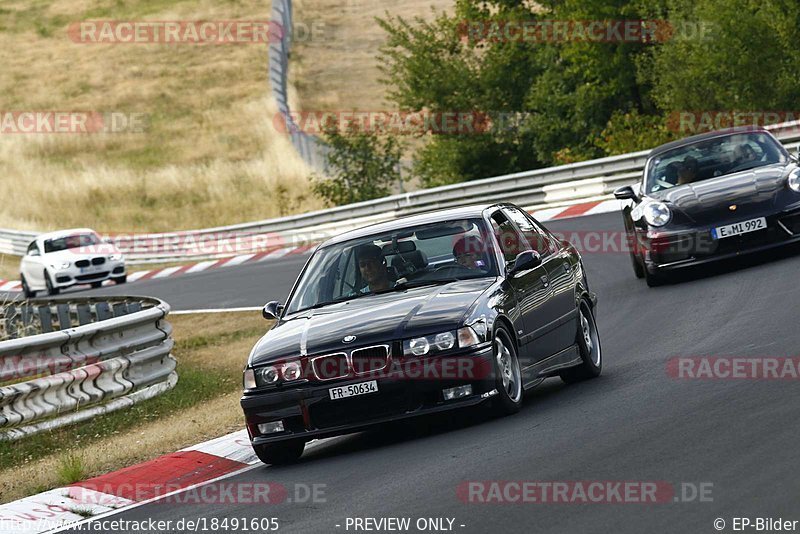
<box><xmin>56</xmin><ymin>304</ymin><xmax>71</xmax><ymax>330</ymax></box>
<box><xmin>76</xmin><ymin>303</ymin><xmax>92</xmax><ymax>325</ymax></box>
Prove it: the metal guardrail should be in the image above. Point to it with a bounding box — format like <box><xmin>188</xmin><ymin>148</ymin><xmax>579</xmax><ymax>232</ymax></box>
<box><xmin>1</xmin><ymin>123</ymin><xmax>798</xmax><ymax>265</ymax></box>
<box><xmin>270</xmin><ymin>0</ymin><xmax>329</xmax><ymax>170</ymax></box>
<box><xmin>0</xmin><ymin>296</ymin><xmax>176</xmax><ymax>441</ymax></box>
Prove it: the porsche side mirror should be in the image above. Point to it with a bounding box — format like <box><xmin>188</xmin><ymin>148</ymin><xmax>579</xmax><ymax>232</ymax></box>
<box><xmin>614</xmin><ymin>185</ymin><xmax>638</xmax><ymax>201</ymax></box>
<box><xmin>262</xmin><ymin>301</ymin><xmax>284</xmax><ymax>320</ymax></box>
<box><xmin>509</xmin><ymin>250</ymin><xmax>541</xmax><ymax>275</ymax></box>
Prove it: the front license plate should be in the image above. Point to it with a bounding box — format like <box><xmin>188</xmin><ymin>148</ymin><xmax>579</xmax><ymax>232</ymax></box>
<box><xmin>712</xmin><ymin>217</ymin><xmax>766</xmax><ymax>239</ymax></box>
<box><xmin>329</xmin><ymin>380</ymin><xmax>378</xmax><ymax>400</ymax></box>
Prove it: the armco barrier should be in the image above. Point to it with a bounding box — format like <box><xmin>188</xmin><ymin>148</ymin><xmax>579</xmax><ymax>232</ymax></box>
<box><xmin>0</xmin><ymin>296</ymin><xmax>176</xmax><ymax>441</ymax></box>
<box><xmin>1</xmin><ymin>122</ymin><xmax>798</xmax><ymax>264</ymax></box>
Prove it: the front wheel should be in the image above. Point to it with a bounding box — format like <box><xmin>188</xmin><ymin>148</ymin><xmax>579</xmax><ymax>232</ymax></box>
<box><xmin>113</xmin><ymin>275</ymin><xmax>127</xmax><ymax>285</ymax></box>
<box><xmin>491</xmin><ymin>325</ymin><xmax>523</xmax><ymax>415</ymax></box>
<box><xmin>21</xmin><ymin>275</ymin><xmax>36</xmax><ymax>299</ymax></box>
<box><xmin>91</xmin><ymin>281</ymin><xmax>103</xmax><ymax>288</ymax></box>
<box><xmin>560</xmin><ymin>300</ymin><xmax>602</xmax><ymax>384</ymax></box>
<box><xmin>45</xmin><ymin>271</ymin><xmax>59</xmax><ymax>296</ymax></box>
<box><xmin>630</xmin><ymin>250</ymin><xmax>645</xmax><ymax>279</ymax></box>
<box><xmin>644</xmin><ymin>269</ymin><xmax>665</xmax><ymax>287</ymax></box>
<box><xmin>253</xmin><ymin>440</ymin><xmax>305</xmax><ymax>465</ymax></box>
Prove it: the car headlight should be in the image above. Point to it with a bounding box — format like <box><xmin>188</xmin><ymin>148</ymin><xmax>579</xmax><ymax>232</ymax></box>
<box><xmin>404</xmin><ymin>331</ymin><xmax>458</xmax><ymax>357</ymax></box>
<box><xmin>403</xmin><ymin>325</ymin><xmax>487</xmax><ymax>357</ymax></box>
<box><xmin>51</xmin><ymin>262</ymin><xmax>70</xmax><ymax>270</ymax></box>
<box><xmin>643</xmin><ymin>202</ymin><xmax>672</xmax><ymax>227</ymax></box>
<box><xmin>109</xmin><ymin>253</ymin><xmax>124</xmax><ymax>261</ymax></box>
<box><xmin>246</xmin><ymin>360</ymin><xmax>304</xmax><ymax>389</ymax></box>
<box><xmin>282</xmin><ymin>360</ymin><xmax>302</xmax><ymax>381</ymax></box>
<box><xmin>788</xmin><ymin>169</ymin><xmax>800</xmax><ymax>193</ymax></box>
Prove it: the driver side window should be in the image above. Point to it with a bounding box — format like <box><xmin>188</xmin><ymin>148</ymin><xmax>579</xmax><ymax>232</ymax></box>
<box><xmin>490</xmin><ymin>210</ymin><xmax>530</xmax><ymax>264</ymax></box>
<box><xmin>27</xmin><ymin>242</ymin><xmax>40</xmax><ymax>256</ymax></box>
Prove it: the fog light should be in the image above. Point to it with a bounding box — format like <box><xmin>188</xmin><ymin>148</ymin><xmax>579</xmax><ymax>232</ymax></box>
<box><xmin>443</xmin><ymin>385</ymin><xmax>472</xmax><ymax>401</ymax></box>
<box><xmin>257</xmin><ymin>421</ymin><xmax>285</xmax><ymax>434</ymax></box>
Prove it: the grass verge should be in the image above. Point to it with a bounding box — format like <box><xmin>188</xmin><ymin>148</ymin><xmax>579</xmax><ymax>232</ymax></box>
<box><xmin>0</xmin><ymin>311</ymin><xmax>270</xmax><ymax>503</ymax></box>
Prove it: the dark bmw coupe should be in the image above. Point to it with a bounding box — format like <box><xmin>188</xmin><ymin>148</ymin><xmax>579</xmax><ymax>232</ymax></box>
<box><xmin>614</xmin><ymin>128</ymin><xmax>800</xmax><ymax>286</ymax></box>
<box><xmin>241</xmin><ymin>203</ymin><xmax>601</xmax><ymax>464</ymax></box>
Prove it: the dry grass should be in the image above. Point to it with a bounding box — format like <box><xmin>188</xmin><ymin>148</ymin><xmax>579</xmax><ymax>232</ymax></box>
<box><xmin>292</xmin><ymin>0</ymin><xmax>453</xmax><ymax>111</ymax></box>
<box><xmin>0</xmin><ymin>0</ymin><xmax>322</xmax><ymax>233</ymax></box>
<box><xmin>0</xmin><ymin>311</ymin><xmax>270</xmax><ymax>503</ymax></box>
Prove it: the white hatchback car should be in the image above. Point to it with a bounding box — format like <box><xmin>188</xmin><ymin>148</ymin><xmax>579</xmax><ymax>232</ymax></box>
<box><xmin>20</xmin><ymin>228</ymin><xmax>126</xmax><ymax>297</ymax></box>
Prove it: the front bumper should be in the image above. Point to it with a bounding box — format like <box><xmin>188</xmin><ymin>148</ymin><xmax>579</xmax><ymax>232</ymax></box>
<box><xmin>241</xmin><ymin>345</ymin><xmax>496</xmax><ymax>445</ymax></box>
<box><xmin>52</xmin><ymin>261</ymin><xmax>126</xmax><ymax>288</ymax></box>
<box><xmin>637</xmin><ymin>209</ymin><xmax>800</xmax><ymax>274</ymax></box>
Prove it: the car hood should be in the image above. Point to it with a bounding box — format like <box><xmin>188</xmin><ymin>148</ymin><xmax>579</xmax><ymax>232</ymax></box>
<box><xmin>248</xmin><ymin>278</ymin><xmax>495</xmax><ymax>366</ymax></box>
<box><xmin>653</xmin><ymin>163</ymin><xmax>795</xmax><ymax>224</ymax></box>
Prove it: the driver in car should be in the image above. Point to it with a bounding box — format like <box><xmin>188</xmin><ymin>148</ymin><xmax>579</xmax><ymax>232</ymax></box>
<box><xmin>677</xmin><ymin>156</ymin><xmax>698</xmax><ymax>185</ymax></box>
<box><xmin>733</xmin><ymin>143</ymin><xmax>757</xmax><ymax>165</ymax></box>
<box><xmin>356</xmin><ymin>244</ymin><xmax>393</xmax><ymax>292</ymax></box>
<box><xmin>453</xmin><ymin>235</ymin><xmax>487</xmax><ymax>270</ymax></box>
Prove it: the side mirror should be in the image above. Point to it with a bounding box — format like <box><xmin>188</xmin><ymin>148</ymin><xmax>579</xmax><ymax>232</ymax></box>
<box><xmin>614</xmin><ymin>185</ymin><xmax>638</xmax><ymax>201</ymax></box>
<box><xmin>509</xmin><ymin>250</ymin><xmax>541</xmax><ymax>275</ymax></box>
<box><xmin>262</xmin><ymin>301</ymin><xmax>284</xmax><ymax>320</ymax></box>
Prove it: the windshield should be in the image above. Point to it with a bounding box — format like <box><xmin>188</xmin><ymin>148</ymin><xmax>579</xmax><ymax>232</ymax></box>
<box><xmin>285</xmin><ymin>218</ymin><xmax>497</xmax><ymax>314</ymax></box>
<box><xmin>645</xmin><ymin>132</ymin><xmax>788</xmax><ymax>194</ymax></box>
<box><xmin>43</xmin><ymin>233</ymin><xmax>100</xmax><ymax>253</ymax></box>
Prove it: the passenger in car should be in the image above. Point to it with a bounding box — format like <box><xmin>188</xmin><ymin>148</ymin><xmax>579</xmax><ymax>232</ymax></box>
<box><xmin>356</xmin><ymin>244</ymin><xmax>393</xmax><ymax>292</ymax></box>
<box><xmin>453</xmin><ymin>235</ymin><xmax>488</xmax><ymax>270</ymax></box>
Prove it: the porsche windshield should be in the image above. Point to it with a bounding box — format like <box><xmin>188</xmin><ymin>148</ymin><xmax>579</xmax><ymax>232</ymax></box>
<box><xmin>285</xmin><ymin>218</ymin><xmax>498</xmax><ymax>314</ymax></box>
<box><xmin>645</xmin><ymin>132</ymin><xmax>788</xmax><ymax>194</ymax></box>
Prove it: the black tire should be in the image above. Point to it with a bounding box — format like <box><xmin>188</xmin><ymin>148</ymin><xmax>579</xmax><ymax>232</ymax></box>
<box><xmin>91</xmin><ymin>281</ymin><xmax>103</xmax><ymax>288</ymax></box>
<box><xmin>560</xmin><ymin>300</ymin><xmax>602</xmax><ymax>384</ymax></box>
<box><xmin>490</xmin><ymin>325</ymin><xmax>524</xmax><ymax>415</ymax></box>
<box><xmin>630</xmin><ymin>250</ymin><xmax>645</xmax><ymax>279</ymax></box>
<box><xmin>44</xmin><ymin>271</ymin><xmax>59</xmax><ymax>296</ymax></box>
<box><xmin>644</xmin><ymin>269</ymin><xmax>665</xmax><ymax>287</ymax></box>
<box><xmin>253</xmin><ymin>440</ymin><xmax>305</xmax><ymax>465</ymax></box>
<box><xmin>113</xmin><ymin>275</ymin><xmax>127</xmax><ymax>285</ymax></box>
<box><xmin>21</xmin><ymin>275</ymin><xmax>36</xmax><ymax>299</ymax></box>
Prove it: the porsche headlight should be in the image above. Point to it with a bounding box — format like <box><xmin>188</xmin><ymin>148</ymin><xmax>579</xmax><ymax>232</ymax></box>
<box><xmin>788</xmin><ymin>169</ymin><xmax>800</xmax><ymax>193</ymax></box>
<box><xmin>643</xmin><ymin>202</ymin><xmax>672</xmax><ymax>227</ymax></box>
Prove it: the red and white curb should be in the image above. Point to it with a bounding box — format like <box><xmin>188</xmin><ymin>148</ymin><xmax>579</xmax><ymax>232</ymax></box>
<box><xmin>0</xmin><ymin>430</ymin><xmax>258</xmax><ymax>534</ymax></box>
<box><xmin>0</xmin><ymin>199</ymin><xmax>621</xmax><ymax>294</ymax></box>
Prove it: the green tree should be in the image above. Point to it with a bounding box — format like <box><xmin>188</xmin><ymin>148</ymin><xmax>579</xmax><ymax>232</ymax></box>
<box><xmin>312</xmin><ymin>125</ymin><xmax>404</xmax><ymax>206</ymax></box>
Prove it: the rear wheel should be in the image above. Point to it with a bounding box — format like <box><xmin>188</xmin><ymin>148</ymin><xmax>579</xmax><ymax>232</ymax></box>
<box><xmin>491</xmin><ymin>325</ymin><xmax>523</xmax><ymax>415</ymax></box>
<box><xmin>44</xmin><ymin>271</ymin><xmax>59</xmax><ymax>296</ymax></box>
<box><xmin>21</xmin><ymin>275</ymin><xmax>36</xmax><ymax>299</ymax></box>
<box><xmin>253</xmin><ymin>440</ymin><xmax>305</xmax><ymax>465</ymax></box>
<box><xmin>560</xmin><ymin>301</ymin><xmax>602</xmax><ymax>384</ymax></box>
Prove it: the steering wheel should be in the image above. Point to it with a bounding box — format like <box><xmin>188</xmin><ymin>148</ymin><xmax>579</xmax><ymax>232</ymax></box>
<box><xmin>654</xmin><ymin>179</ymin><xmax>674</xmax><ymax>189</ymax></box>
<box><xmin>433</xmin><ymin>262</ymin><xmax>474</xmax><ymax>273</ymax></box>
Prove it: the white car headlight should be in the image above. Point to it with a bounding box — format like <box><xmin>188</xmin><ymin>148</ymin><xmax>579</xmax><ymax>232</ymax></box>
<box><xmin>643</xmin><ymin>202</ymin><xmax>672</xmax><ymax>227</ymax></box>
<box><xmin>51</xmin><ymin>262</ymin><xmax>70</xmax><ymax>270</ymax></box>
<box><xmin>788</xmin><ymin>169</ymin><xmax>800</xmax><ymax>193</ymax></box>
<box><xmin>109</xmin><ymin>253</ymin><xmax>124</xmax><ymax>261</ymax></box>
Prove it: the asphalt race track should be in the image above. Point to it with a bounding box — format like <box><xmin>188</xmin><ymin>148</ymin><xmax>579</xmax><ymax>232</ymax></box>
<box><xmin>58</xmin><ymin>211</ymin><xmax>800</xmax><ymax>533</ymax></box>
